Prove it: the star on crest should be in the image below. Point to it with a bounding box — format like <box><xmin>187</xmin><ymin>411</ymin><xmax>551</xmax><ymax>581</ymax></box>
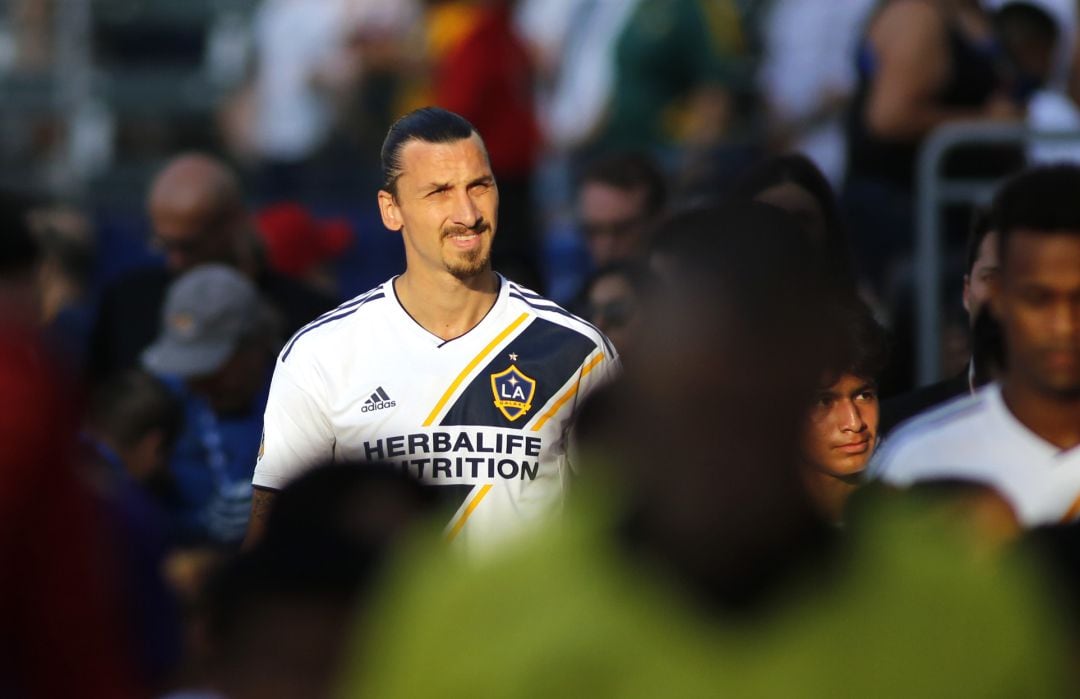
<box><xmin>509</xmin><ymin>353</ymin><xmax>518</xmax><ymax>361</ymax></box>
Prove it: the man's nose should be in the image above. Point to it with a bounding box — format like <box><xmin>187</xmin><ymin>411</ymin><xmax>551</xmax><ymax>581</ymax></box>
<box><xmin>1050</xmin><ymin>299</ymin><xmax>1080</xmax><ymax>340</ymax></box>
<box><xmin>839</xmin><ymin>400</ymin><xmax>866</xmax><ymax>432</ymax></box>
<box><xmin>452</xmin><ymin>190</ymin><xmax>481</xmax><ymax>228</ymax></box>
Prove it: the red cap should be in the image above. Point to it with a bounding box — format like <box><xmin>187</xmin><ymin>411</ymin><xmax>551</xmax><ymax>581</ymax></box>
<box><xmin>256</xmin><ymin>203</ymin><xmax>354</xmax><ymax>278</ymax></box>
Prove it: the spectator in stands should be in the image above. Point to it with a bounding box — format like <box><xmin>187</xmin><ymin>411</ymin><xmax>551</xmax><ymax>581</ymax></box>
<box><xmin>518</xmin><ymin>0</ymin><xmax>642</xmax><ymax>155</ymax></box>
<box><xmin>578</xmin><ymin>262</ymin><xmax>654</xmax><ymax>362</ymax></box>
<box><xmin>9</xmin><ymin>0</ymin><xmax>52</xmax><ymax>73</ymax></box>
<box><xmin>873</xmin><ymin>165</ymin><xmax>1080</xmax><ymax>528</ymax></box>
<box><xmin>27</xmin><ymin>203</ymin><xmax>96</xmax><ymax>374</ymax></box>
<box><xmin>89</xmin><ymin>153</ymin><xmax>336</xmax><ymax>382</ymax></box>
<box><xmin>733</xmin><ymin>153</ymin><xmax>858</xmax><ymax>291</ymax></box>
<box><xmin>880</xmin><ymin>208</ymin><xmax>1002</xmax><ymax>434</ymax></box>
<box><xmin>0</xmin><ymin>196</ymin><xmax>145</xmax><ymax>698</ymax></box>
<box><xmin>223</xmin><ymin>0</ymin><xmax>420</xmax><ymax>200</ymax></box>
<box><xmin>993</xmin><ymin>1</ymin><xmax>1059</xmax><ymax>101</ymax></box>
<box><xmin>429</xmin><ymin>0</ymin><xmax>543</xmax><ymax>290</ymax></box>
<box><xmin>843</xmin><ymin>0</ymin><xmax>1021</xmax><ymax>285</ymax></box>
<box><xmin>587</xmin><ymin>0</ymin><xmax>743</xmax><ymax>155</ymax></box>
<box><xmin>992</xmin><ymin>1</ymin><xmax>1078</xmax><ymax>164</ymax></box>
<box><xmin>255</xmin><ymin>202</ymin><xmax>354</xmax><ymax>297</ymax></box>
<box><xmin>82</xmin><ymin>368</ymin><xmax>186</xmax><ymax>692</ymax></box>
<box><xmin>577</xmin><ymin>151</ymin><xmax>667</xmax><ymax>277</ymax></box>
<box><xmin>800</xmin><ymin>296</ymin><xmax>889</xmax><ymax>523</ymax></box>
<box><xmin>141</xmin><ymin>264</ymin><xmax>280</xmax><ymax>547</ymax></box>
<box><xmin>758</xmin><ymin>0</ymin><xmax>878</xmax><ymax>187</ymax></box>
<box><xmin>84</xmin><ymin>368</ymin><xmax>183</xmax><ymax>501</ymax></box>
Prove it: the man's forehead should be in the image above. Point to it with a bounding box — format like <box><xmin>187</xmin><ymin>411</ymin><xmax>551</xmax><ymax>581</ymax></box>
<box><xmin>821</xmin><ymin>373</ymin><xmax>873</xmax><ymax>392</ymax></box>
<box><xmin>1003</xmin><ymin>228</ymin><xmax>1080</xmax><ymax>263</ymax></box>
<box><xmin>398</xmin><ymin>135</ymin><xmax>490</xmax><ymax>179</ymax></box>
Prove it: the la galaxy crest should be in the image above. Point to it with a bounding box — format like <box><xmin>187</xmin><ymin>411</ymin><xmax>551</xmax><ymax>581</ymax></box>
<box><xmin>491</xmin><ymin>364</ymin><xmax>536</xmax><ymax>422</ymax></box>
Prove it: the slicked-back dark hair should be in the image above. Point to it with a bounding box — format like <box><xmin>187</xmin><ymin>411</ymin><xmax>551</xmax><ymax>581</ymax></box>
<box><xmin>380</xmin><ymin>107</ymin><xmax>481</xmax><ymax>197</ymax></box>
<box><xmin>580</xmin><ymin>151</ymin><xmax>668</xmax><ymax>219</ymax></box>
<box><xmin>990</xmin><ymin>164</ymin><xmax>1080</xmax><ymax>265</ymax></box>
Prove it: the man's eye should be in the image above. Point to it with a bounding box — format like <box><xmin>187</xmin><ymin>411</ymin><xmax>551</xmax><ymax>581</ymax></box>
<box><xmin>857</xmin><ymin>390</ymin><xmax>877</xmax><ymax>402</ymax></box>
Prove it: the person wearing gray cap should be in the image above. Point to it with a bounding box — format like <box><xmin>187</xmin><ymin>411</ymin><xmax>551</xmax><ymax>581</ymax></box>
<box><xmin>142</xmin><ymin>263</ymin><xmax>280</xmax><ymax>546</ymax></box>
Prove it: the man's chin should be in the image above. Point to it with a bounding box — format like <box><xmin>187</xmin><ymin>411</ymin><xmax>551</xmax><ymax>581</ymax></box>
<box><xmin>445</xmin><ymin>254</ymin><xmax>490</xmax><ymax>281</ymax></box>
<box><xmin>823</xmin><ymin>458</ymin><xmax>870</xmax><ymax>480</ymax></box>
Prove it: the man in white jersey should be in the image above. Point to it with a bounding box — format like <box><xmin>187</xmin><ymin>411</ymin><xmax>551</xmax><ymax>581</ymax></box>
<box><xmin>872</xmin><ymin>164</ymin><xmax>1080</xmax><ymax>526</ymax></box>
<box><xmin>246</xmin><ymin>107</ymin><xmax>617</xmax><ymax>552</ymax></box>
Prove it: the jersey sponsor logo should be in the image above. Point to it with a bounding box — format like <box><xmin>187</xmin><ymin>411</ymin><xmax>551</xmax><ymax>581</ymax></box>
<box><xmin>360</xmin><ymin>429</ymin><xmax>544</xmax><ymax>482</ymax></box>
<box><xmin>491</xmin><ymin>365</ymin><xmax>536</xmax><ymax>421</ymax></box>
<box><xmin>361</xmin><ymin>386</ymin><xmax>397</xmax><ymax>413</ymax></box>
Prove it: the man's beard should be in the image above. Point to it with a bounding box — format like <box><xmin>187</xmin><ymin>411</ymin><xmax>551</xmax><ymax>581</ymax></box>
<box><xmin>443</xmin><ymin>220</ymin><xmax>492</xmax><ymax>280</ymax></box>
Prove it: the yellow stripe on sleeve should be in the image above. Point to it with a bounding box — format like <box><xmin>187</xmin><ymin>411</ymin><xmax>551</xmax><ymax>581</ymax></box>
<box><xmin>423</xmin><ymin>313</ymin><xmax>530</xmax><ymax>426</ymax></box>
<box><xmin>445</xmin><ymin>484</ymin><xmax>493</xmax><ymax>543</ymax></box>
<box><xmin>530</xmin><ymin>352</ymin><xmax>605</xmax><ymax>432</ymax></box>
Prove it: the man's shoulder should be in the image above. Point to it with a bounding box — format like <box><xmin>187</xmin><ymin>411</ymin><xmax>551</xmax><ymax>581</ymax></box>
<box><xmin>277</xmin><ymin>282</ymin><xmax>392</xmax><ymax>365</ymax></box>
<box><xmin>880</xmin><ymin>371</ymin><xmax>969</xmax><ymax>437</ymax></box>
<box><xmin>503</xmin><ymin>278</ymin><xmax>617</xmax><ymax>358</ymax></box>
<box><xmin>870</xmin><ymin>388</ymin><xmax>996</xmax><ymax>479</ymax></box>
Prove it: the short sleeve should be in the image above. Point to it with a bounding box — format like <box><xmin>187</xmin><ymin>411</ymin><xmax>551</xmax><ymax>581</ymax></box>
<box><xmin>252</xmin><ymin>355</ymin><xmax>335</xmax><ymax>490</ymax></box>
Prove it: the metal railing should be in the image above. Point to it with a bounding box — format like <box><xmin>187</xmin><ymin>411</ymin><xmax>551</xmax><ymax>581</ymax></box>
<box><xmin>914</xmin><ymin>122</ymin><xmax>1080</xmax><ymax>385</ymax></box>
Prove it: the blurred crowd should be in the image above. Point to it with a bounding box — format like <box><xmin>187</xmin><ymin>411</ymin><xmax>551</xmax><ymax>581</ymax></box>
<box><xmin>5</xmin><ymin>0</ymin><xmax>1080</xmax><ymax>697</ymax></box>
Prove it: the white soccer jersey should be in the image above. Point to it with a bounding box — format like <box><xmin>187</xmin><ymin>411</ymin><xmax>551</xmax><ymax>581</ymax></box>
<box><xmin>869</xmin><ymin>383</ymin><xmax>1080</xmax><ymax>526</ymax></box>
<box><xmin>254</xmin><ymin>274</ymin><xmax>618</xmax><ymax>552</ymax></box>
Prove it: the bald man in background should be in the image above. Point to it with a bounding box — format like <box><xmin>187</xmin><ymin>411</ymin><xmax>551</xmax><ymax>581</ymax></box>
<box><xmin>89</xmin><ymin>153</ymin><xmax>337</xmax><ymax>382</ymax></box>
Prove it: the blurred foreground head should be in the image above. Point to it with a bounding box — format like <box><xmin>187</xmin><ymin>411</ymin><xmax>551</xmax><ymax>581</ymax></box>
<box><xmin>202</xmin><ymin>463</ymin><xmax>437</xmax><ymax>699</ymax></box>
<box><xmin>601</xmin><ymin>202</ymin><xmax>834</xmax><ymax>607</ymax></box>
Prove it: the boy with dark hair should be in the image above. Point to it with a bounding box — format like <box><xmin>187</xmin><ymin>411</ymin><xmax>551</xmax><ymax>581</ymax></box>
<box><xmin>801</xmin><ymin>295</ymin><xmax>889</xmax><ymax>521</ymax></box>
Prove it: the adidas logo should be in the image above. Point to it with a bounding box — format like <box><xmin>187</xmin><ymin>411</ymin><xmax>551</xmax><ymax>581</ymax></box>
<box><xmin>362</xmin><ymin>386</ymin><xmax>397</xmax><ymax>413</ymax></box>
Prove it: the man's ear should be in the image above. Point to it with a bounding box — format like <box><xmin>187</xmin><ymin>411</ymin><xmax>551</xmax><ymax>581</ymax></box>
<box><xmin>378</xmin><ymin>190</ymin><xmax>402</xmax><ymax>232</ymax></box>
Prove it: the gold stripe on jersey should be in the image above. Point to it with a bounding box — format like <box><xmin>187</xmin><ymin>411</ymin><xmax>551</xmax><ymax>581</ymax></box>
<box><xmin>424</xmin><ymin>313</ymin><xmax>530</xmax><ymax>427</ymax></box>
<box><xmin>445</xmin><ymin>483</ymin><xmax>493</xmax><ymax>543</ymax></box>
<box><xmin>530</xmin><ymin>352</ymin><xmax>606</xmax><ymax>432</ymax></box>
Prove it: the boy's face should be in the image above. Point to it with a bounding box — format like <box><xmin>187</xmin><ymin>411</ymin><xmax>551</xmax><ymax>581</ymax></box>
<box><xmin>802</xmin><ymin>373</ymin><xmax>879</xmax><ymax>477</ymax></box>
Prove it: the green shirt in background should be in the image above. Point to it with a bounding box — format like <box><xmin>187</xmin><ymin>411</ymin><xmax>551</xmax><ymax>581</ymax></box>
<box><xmin>338</xmin><ymin>492</ymin><xmax>1070</xmax><ymax>698</ymax></box>
<box><xmin>596</xmin><ymin>0</ymin><xmax>742</xmax><ymax>152</ymax></box>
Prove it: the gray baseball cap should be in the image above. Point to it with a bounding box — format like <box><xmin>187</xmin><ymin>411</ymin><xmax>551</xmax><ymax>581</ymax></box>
<box><xmin>141</xmin><ymin>263</ymin><xmax>260</xmax><ymax>378</ymax></box>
